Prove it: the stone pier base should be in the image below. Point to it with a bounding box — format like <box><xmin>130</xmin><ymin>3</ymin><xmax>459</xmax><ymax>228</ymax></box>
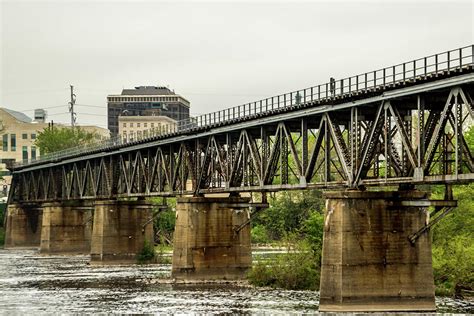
<box><xmin>40</xmin><ymin>201</ymin><xmax>93</xmax><ymax>254</ymax></box>
<box><xmin>172</xmin><ymin>197</ymin><xmax>252</xmax><ymax>280</ymax></box>
<box><xmin>4</xmin><ymin>203</ymin><xmax>43</xmax><ymax>249</ymax></box>
<box><xmin>319</xmin><ymin>190</ymin><xmax>436</xmax><ymax>312</ymax></box>
<box><xmin>90</xmin><ymin>200</ymin><xmax>154</xmax><ymax>264</ymax></box>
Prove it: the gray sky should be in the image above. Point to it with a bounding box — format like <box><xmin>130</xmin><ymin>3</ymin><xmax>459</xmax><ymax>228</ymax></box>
<box><xmin>1</xmin><ymin>0</ymin><xmax>472</xmax><ymax>129</ymax></box>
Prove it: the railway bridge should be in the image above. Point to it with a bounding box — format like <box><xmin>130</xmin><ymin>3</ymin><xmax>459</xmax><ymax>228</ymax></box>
<box><xmin>5</xmin><ymin>45</ymin><xmax>474</xmax><ymax>312</ymax></box>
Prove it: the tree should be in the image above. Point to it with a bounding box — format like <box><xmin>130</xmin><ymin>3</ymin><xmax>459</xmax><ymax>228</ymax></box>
<box><xmin>35</xmin><ymin>126</ymin><xmax>98</xmax><ymax>154</ymax></box>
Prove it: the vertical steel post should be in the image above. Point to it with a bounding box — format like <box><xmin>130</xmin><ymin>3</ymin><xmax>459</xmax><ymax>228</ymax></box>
<box><xmin>324</xmin><ymin>119</ymin><xmax>331</xmax><ymax>183</ymax></box>
<box><xmin>301</xmin><ymin>118</ymin><xmax>308</xmax><ymax>176</ymax></box>
<box><xmin>447</xmin><ymin>50</ymin><xmax>451</xmax><ymax>73</ymax></box>
<box><xmin>403</xmin><ymin>63</ymin><xmax>406</xmax><ymax>82</ymax></box>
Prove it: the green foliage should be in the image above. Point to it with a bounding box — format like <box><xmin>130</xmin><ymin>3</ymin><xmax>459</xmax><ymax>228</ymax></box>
<box><xmin>251</xmin><ymin>225</ymin><xmax>270</xmax><ymax>244</ymax></box>
<box><xmin>150</xmin><ymin>197</ymin><xmax>176</xmax><ymax>245</ymax></box>
<box><xmin>431</xmin><ymin>182</ymin><xmax>474</xmax><ymax>296</ymax></box>
<box><xmin>248</xmin><ymin>238</ymin><xmax>320</xmax><ymax>290</ymax></box>
<box><xmin>137</xmin><ymin>240</ymin><xmax>156</xmax><ymax>264</ymax></box>
<box><xmin>0</xmin><ymin>203</ymin><xmax>5</xmax><ymax>226</ymax></box>
<box><xmin>465</xmin><ymin>124</ymin><xmax>474</xmax><ymax>151</ymax></box>
<box><xmin>35</xmin><ymin>126</ymin><xmax>97</xmax><ymax>154</ymax></box>
<box><xmin>253</xmin><ymin>190</ymin><xmax>324</xmax><ymax>241</ymax></box>
<box><xmin>432</xmin><ymin>235</ymin><xmax>474</xmax><ymax>296</ymax></box>
<box><xmin>154</xmin><ymin>244</ymin><xmax>172</xmax><ymax>264</ymax></box>
<box><xmin>248</xmin><ymin>191</ymin><xmax>325</xmax><ymax>290</ymax></box>
<box><xmin>301</xmin><ymin>211</ymin><xmax>324</xmax><ymax>257</ymax></box>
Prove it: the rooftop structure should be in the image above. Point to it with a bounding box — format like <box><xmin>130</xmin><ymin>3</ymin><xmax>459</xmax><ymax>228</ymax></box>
<box><xmin>107</xmin><ymin>86</ymin><xmax>190</xmax><ymax>136</ymax></box>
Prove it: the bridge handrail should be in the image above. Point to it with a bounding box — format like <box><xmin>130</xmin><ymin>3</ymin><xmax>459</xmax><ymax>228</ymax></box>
<box><xmin>14</xmin><ymin>44</ymin><xmax>474</xmax><ymax>168</ymax></box>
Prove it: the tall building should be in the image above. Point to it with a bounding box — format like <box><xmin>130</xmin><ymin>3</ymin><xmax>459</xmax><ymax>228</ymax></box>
<box><xmin>107</xmin><ymin>86</ymin><xmax>190</xmax><ymax>136</ymax></box>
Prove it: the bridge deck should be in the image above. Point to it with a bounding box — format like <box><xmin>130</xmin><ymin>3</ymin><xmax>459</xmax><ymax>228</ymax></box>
<box><xmin>8</xmin><ymin>45</ymin><xmax>474</xmax><ymax>203</ymax></box>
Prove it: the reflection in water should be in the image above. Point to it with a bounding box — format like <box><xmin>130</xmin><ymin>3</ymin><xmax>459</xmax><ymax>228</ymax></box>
<box><xmin>0</xmin><ymin>249</ymin><xmax>472</xmax><ymax>314</ymax></box>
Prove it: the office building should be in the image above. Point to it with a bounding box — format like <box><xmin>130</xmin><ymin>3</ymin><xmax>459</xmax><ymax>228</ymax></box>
<box><xmin>107</xmin><ymin>86</ymin><xmax>190</xmax><ymax>136</ymax></box>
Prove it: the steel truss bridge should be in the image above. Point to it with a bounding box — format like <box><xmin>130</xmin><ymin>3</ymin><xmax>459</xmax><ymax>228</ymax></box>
<box><xmin>8</xmin><ymin>45</ymin><xmax>474</xmax><ymax>203</ymax></box>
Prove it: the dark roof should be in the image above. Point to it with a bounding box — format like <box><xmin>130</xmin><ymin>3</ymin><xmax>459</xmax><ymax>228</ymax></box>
<box><xmin>2</xmin><ymin>108</ymin><xmax>32</xmax><ymax>123</ymax></box>
<box><xmin>121</xmin><ymin>86</ymin><xmax>175</xmax><ymax>96</ymax></box>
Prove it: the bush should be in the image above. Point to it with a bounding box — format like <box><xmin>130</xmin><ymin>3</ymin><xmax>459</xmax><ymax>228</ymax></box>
<box><xmin>302</xmin><ymin>211</ymin><xmax>324</xmax><ymax>256</ymax></box>
<box><xmin>151</xmin><ymin>197</ymin><xmax>176</xmax><ymax>245</ymax></box>
<box><xmin>253</xmin><ymin>190</ymin><xmax>324</xmax><ymax>241</ymax></box>
<box><xmin>137</xmin><ymin>240</ymin><xmax>156</xmax><ymax>264</ymax></box>
<box><xmin>248</xmin><ymin>239</ymin><xmax>320</xmax><ymax>290</ymax></box>
<box><xmin>432</xmin><ymin>235</ymin><xmax>474</xmax><ymax>297</ymax></box>
<box><xmin>0</xmin><ymin>203</ymin><xmax>5</xmax><ymax>225</ymax></box>
<box><xmin>431</xmin><ymin>183</ymin><xmax>474</xmax><ymax>296</ymax></box>
<box><xmin>251</xmin><ymin>225</ymin><xmax>270</xmax><ymax>244</ymax></box>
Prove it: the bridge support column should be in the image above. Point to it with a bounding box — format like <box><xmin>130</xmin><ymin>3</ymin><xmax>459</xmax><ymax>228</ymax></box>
<box><xmin>4</xmin><ymin>203</ymin><xmax>43</xmax><ymax>249</ymax></box>
<box><xmin>90</xmin><ymin>200</ymin><xmax>154</xmax><ymax>264</ymax></box>
<box><xmin>319</xmin><ymin>190</ymin><xmax>436</xmax><ymax>312</ymax></box>
<box><xmin>172</xmin><ymin>196</ymin><xmax>252</xmax><ymax>280</ymax></box>
<box><xmin>40</xmin><ymin>201</ymin><xmax>93</xmax><ymax>254</ymax></box>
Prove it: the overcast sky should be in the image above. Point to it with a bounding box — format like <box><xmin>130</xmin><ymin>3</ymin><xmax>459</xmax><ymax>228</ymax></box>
<box><xmin>1</xmin><ymin>0</ymin><xmax>472</xmax><ymax>129</ymax></box>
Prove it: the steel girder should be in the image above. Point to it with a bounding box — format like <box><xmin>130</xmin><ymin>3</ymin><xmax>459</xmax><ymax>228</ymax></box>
<box><xmin>9</xmin><ymin>84</ymin><xmax>474</xmax><ymax>203</ymax></box>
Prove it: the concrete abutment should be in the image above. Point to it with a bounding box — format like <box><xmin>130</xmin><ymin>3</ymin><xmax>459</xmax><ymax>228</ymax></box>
<box><xmin>319</xmin><ymin>190</ymin><xmax>436</xmax><ymax>312</ymax></box>
<box><xmin>4</xmin><ymin>203</ymin><xmax>43</xmax><ymax>249</ymax></box>
<box><xmin>90</xmin><ymin>200</ymin><xmax>154</xmax><ymax>264</ymax></box>
<box><xmin>40</xmin><ymin>201</ymin><xmax>93</xmax><ymax>254</ymax></box>
<box><xmin>172</xmin><ymin>196</ymin><xmax>252</xmax><ymax>280</ymax></box>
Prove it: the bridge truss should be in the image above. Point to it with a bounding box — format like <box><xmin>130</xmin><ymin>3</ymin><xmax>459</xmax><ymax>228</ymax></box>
<box><xmin>8</xmin><ymin>47</ymin><xmax>474</xmax><ymax>203</ymax></box>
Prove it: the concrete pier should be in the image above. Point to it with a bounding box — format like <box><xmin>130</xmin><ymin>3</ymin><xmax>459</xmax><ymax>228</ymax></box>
<box><xmin>319</xmin><ymin>190</ymin><xmax>436</xmax><ymax>312</ymax></box>
<box><xmin>90</xmin><ymin>200</ymin><xmax>154</xmax><ymax>264</ymax></box>
<box><xmin>40</xmin><ymin>201</ymin><xmax>93</xmax><ymax>254</ymax></box>
<box><xmin>4</xmin><ymin>203</ymin><xmax>43</xmax><ymax>249</ymax></box>
<box><xmin>172</xmin><ymin>196</ymin><xmax>252</xmax><ymax>280</ymax></box>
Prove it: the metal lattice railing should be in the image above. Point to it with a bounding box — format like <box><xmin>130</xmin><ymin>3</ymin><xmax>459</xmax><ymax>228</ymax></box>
<box><xmin>14</xmin><ymin>45</ymin><xmax>474</xmax><ymax>168</ymax></box>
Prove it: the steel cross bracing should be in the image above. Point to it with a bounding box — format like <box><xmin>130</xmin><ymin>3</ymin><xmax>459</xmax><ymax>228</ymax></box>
<box><xmin>8</xmin><ymin>50</ymin><xmax>474</xmax><ymax>203</ymax></box>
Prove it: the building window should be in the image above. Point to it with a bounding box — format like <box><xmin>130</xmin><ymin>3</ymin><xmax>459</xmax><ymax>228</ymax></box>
<box><xmin>130</xmin><ymin>123</ymin><xmax>134</xmax><ymax>128</ymax></box>
<box><xmin>123</xmin><ymin>122</ymin><xmax>126</xmax><ymax>127</ymax></box>
<box><xmin>11</xmin><ymin>134</ymin><xmax>16</xmax><ymax>151</ymax></box>
<box><xmin>31</xmin><ymin>146</ymin><xmax>36</xmax><ymax>160</ymax></box>
<box><xmin>151</xmin><ymin>123</ymin><xmax>155</xmax><ymax>128</ymax></box>
<box><xmin>137</xmin><ymin>123</ymin><xmax>141</xmax><ymax>128</ymax></box>
<box><xmin>22</xmin><ymin>133</ymin><xmax>28</xmax><ymax>140</ymax></box>
<box><xmin>31</xmin><ymin>133</ymin><xmax>36</xmax><ymax>140</ymax></box>
<box><xmin>144</xmin><ymin>123</ymin><xmax>147</xmax><ymax>128</ymax></box>
<box><xmin>22</xmin><ymin>146</ymin><xmax>28</xmax><ymax>161</ymax></box>
<box><xmin>2</xmin><ymin>134</ymin><xmax>8</xmax><ymax>151</ymax></box>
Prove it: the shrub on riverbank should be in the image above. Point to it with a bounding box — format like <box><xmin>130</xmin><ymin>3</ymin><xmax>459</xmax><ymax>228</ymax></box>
<box><xmin>248</xmin><ymin>238</ymin><xmax>321</xmax><ymax>290</ymax></box>
<box><xmin>248</xmin><ymin>190</ymin><xmax>324</xmax><ymax>290</ymax></box>
<box><xmin>431</xmin><ymin>183</ymin><xmax>474</xmax><ymax>297</ymax></box>
<box><xmin>137</xmin><ymin>240</ymin><xmax>156</xmax><ymax>264</ymax></box>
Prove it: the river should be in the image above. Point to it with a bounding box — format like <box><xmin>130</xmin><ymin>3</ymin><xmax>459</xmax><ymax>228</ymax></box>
<box><xmin>0</xmin><ymin>249</ymin><xmax>472</xmax><ymax>314</ymax></box>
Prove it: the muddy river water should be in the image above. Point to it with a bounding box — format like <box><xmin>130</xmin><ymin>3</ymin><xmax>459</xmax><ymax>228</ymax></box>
<box><xmin>0</xmin><ymin>249</ymin><xmax>472</xmax><ymax>314</ymax></box>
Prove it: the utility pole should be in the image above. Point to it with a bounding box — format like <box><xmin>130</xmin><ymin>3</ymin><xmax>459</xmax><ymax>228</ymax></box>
<box><xmin>68</xmin><ymin>85</ymin><xmax>77</xmax><ymax>128</ymax></box>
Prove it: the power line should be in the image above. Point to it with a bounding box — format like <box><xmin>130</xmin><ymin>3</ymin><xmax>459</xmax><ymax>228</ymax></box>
<box><xmin>76</xmin><ymin>104</ymin><xmax>106</xmax><ymax>109</ymax></box>
<box><xmin>48</xmin><ymin>112</ymin><xmax>107</xmax><ymax>117</ymax></box>
<box><xmin>21</xmin><ymin>105</ymin><xmax>69</xmax><ymax>111</ymax></box>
